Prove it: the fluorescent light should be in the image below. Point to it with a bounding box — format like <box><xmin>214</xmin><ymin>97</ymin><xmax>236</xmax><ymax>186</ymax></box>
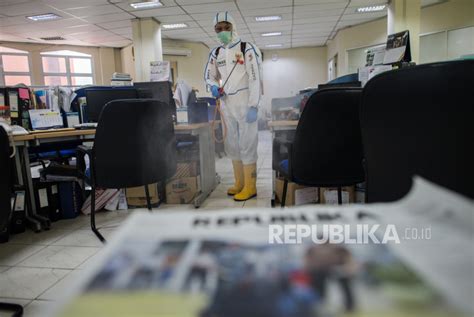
<box><xmin>130</xmin><ymin>1</ymin><xmax>163</xmax><ymax>9</ymax></box>
<box><xmin>261</xmin><ymin>32</ymin><xmax>282</xmax><ymax>37</ymax></box>
<box><xmin>27</xmin><ymin>13</ymin><xmax>61</xmax><ymax>21</ymax></box>
<box><xmin>265</xmin><ymin>44</ymin><xmax>283</xmax><ymax>48</ymax></box>
<box><xmin>356</xmin><ymin>5</ymin><xmax>386</xmax><ymax>13</ymax></box>
<box><xmin>162</xmin><ymin>23</ymin><xmax>188</xmax><ymax>29</ymax></box>
<box><xmin>255</xmin><ymin>15</ymin><xmax>282</xmax><ymax>22</ymax></box>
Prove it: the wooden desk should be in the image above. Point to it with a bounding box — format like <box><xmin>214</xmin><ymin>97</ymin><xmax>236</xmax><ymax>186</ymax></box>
<box><xmin>174</xmin><ymin>122</ymin><xmax>219</xmax><ymax>207</ymax></box>
<box><xmin>11</xmin><ymin>124</ymin><xmax>218</xmax><ymax>231</ymax></box>
<box><xmin>268</xmin><ymin>120</ymin><xmax>298</xmax><ymax>131</ymax></box>
<box><xmin>12</xmin><ymin>129</ymin><xmax>97</xmax><ymax>231</ymax></box>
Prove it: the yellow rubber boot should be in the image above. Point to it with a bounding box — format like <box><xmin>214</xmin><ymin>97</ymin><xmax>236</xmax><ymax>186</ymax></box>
<box><xmin>227</xmin><ymin>160</ymin><xmax>244</xmax><ymax>195</ymax></box>
<box><xmin>234</xmin><ymin>163</ymin><xmax>257</xmax><ymax>201</ymax></box>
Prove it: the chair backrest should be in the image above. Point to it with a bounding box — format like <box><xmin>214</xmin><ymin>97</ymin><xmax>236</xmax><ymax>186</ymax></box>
<box><xmin>0</xmin><ymin>127</ymin><xmax>12</xmax><ymax>240</ymax></box>
<box><xmin>291</xmin><ymin>88</ymin><xmax>365</xmax><ymax>186</ymax></box>
<box><xmin>93</xmin><ymin>99</ymin><xmax>177</xmax><ymax>189</ymax></box>
<box><xmin>360</xmin><ymin>60</ymin><xmax>474</xmax><ymax>202</ymax></box>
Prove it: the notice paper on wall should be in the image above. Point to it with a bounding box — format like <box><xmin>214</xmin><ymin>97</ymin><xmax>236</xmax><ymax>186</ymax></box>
<box><xmin>150</xmin><ymin>61</ymin><xmax>170</xmax><ymax>82</ymax></box>
<box><xmin>29</xmin><ymin>109</ymin><xmax>63</xmax><ymax>130</ymax></box>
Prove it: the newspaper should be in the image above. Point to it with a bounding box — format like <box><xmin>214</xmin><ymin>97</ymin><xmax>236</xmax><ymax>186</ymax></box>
<box><xmin>52</xmin><ymin>177</ymin><xmax>473</xmax><ymax>317</ymax></box>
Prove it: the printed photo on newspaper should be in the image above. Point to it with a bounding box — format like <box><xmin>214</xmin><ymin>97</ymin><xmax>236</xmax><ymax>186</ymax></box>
<box><xmin>52</xmin><ymin>178</ymin><xmax>473</xmax><ymax>317</ymax></box>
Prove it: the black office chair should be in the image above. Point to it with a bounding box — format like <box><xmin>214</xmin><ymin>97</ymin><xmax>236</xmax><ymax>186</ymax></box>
<box><xmin>0</xmin><ymin>127</ymin><xmax>13</xmax><ymax>243</ymax></box>
<box><xmin>77</xmin><ymin>99</ymin><xmax>177</xmax><ymax>242</ymax></box>
<box><xmin>360</xmin><ymin>60</ymin><xmax>474</xmax><ymax>202</ymax></box>
<box><xmin>274</xmin><ymin>88</ymin><xmax>365</xmax><ymax>207</ymax></box>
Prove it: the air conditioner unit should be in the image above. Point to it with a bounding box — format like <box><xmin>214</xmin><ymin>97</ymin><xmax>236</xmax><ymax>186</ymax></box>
<box><xmin>163</xmin><ymin>48</ymin><xmax>192</xmax><ymax>57</ymax></box>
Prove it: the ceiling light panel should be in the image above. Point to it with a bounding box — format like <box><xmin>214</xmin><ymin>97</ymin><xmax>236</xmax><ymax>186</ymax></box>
<box><xmin>255</xmin><ymin>15</ymin><xmax>282</xmax><ymax>22</ymax></box>
<box><xmin>130</xmin><ymin>1</ymin><xmax>163</xmax><ymax>9</ymax></box>
<box><xmin>162</xmin><ymin>23</ymin><xmax>189</xmax><ymax>29</ymax></box>
<box><xmin>261</xmin><ymin>32</ymin><xmax>282</xmax><ymax>37</ymax></box>
<box><xmin>356</xmin><ymin>5</ymin><xmax>386</xmax><ymax>12</ymax></box>
<box><xmin>27</xmin><ymin>13</ymin><xmax>62</xmax><ymax>21</ymax></box>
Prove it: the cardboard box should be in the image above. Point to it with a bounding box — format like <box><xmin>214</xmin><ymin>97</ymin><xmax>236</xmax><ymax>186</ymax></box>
<box><xmin>166</xmin><ymin>177</ymin><xmax>200</xmax><ymax>204</ymax></box>
<box><xmin>172</xmin><ymin>162</ymin><xmax>199</xmax><ymax>179</ymax></box>
<box><xmin>126</xmin><ymin>184</ymin><xmax>160</xmax><ymax>207</ymax></box>
<box><xmin>320</xmin><ymin>186</ymin><xmax>355</xmax><ymax>204</ymax></box>
<box><xmin>275</xmin><ymin>178</ymin><xmax>319</xmax><ymax>206</ymax></box>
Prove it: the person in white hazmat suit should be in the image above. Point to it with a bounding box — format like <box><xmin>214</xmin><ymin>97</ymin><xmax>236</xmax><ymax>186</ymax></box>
<box><xmin>204</xmin><ymin>11</ymin><xmax>262</xmax><ymax>201</ymax></box>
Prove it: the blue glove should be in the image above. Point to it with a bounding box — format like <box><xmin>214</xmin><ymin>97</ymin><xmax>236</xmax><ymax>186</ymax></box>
<box><xmin>246</xmin><ymin>106</ymin><xmax>258</xmax><ymax>123</ymax></box>
<box><xmin>211</xmin><ymin>85</ymin><xmax>220</xmax><ymax>98</ymax></box>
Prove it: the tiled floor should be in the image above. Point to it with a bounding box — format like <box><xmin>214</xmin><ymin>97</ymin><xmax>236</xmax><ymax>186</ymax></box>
<box><xmin>0</xmin><ymin>130</ymin><xmax>274</xmax><ymax>316</ymax></box>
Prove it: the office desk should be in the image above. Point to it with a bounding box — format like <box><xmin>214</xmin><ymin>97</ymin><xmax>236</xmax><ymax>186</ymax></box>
<box><xmin>12</xmin><ymin>130</ymin><xmax>96</xmax><ymax>231</ymax></box>
<box><xmin>175</xmin><ymin>122</ymin><xmax>219</xmax><ymax>208</ymax></box>
<box><xmin>268</xmin><ymin>120</ymin><xmax>298</xmax><ymax>207</ymax></box>
<box><xmin>268</xmin><ymin>120</ymin><xmax>298</xmax><ymax>131</ymax></box>
<box><xmin>12</xmin><ymin>123</ymin><xmax>218</xmax><ymax>230</ymax></box>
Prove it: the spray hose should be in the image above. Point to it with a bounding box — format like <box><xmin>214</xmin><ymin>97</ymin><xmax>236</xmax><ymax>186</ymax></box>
<box><xmin>211</xmin><ymin>56</ymin><xmax>244</xmax><ymax>144</ymax></box>
<box><xmin>212</xmin><ymin>98</ymin><xmax>227</xmax><ymax>143</ymax></box>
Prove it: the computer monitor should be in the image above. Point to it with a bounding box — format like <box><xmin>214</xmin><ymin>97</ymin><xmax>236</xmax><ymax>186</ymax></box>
<box><xmin>85</xmin><ymin>88</ymin><xmax>138</xmax><ymax>122</ymax></box>
<box><xmin>134</xmin><ymin>81</ymin><xmax>177</xmax><ymax>123</ymax></box>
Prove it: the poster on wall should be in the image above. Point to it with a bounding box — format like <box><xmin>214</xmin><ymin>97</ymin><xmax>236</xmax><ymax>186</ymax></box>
<box><xmin>150</xmin><ymin>61</ymin><xmax>171</xmax><ymax>82</ymax></box>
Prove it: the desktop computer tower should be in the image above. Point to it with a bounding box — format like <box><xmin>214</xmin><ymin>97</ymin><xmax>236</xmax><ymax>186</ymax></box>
<box><xmin>6</xmin><ymin>87</ymin><xmax>31</xmax><ymax>129</ymax></box>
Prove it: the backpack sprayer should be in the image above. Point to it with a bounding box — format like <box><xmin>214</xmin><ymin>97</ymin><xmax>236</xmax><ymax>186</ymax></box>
<box><xmin>212</xmin><ymin>55</ymin><xmax>244</xmax><ymax>143</ymax></box>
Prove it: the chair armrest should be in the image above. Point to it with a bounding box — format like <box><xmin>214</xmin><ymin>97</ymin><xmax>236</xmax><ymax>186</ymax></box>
<box><xmin>272</xmin><ymin>137</ymin><xmax>293</xmax><ymax>171</ymax></box>
<box><xmin>76</xmin><ymin>145</ymin><xmax>94</xmax><ymax>186</ymax></box>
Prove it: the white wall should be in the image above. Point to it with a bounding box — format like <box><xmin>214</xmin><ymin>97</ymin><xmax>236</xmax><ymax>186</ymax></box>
<box><xmin>261</xmin><ymin>46</ymin><xmax>327</xmax><ymax>114</ymax></box>
<box><xmin>327</xmin><ymin>0</ymin><xmax>474</xmax><ymax>75</ymax></box>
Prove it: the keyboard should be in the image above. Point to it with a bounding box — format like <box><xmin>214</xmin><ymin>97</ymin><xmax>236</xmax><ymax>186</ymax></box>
<box><xmin>74</xmin><ymin>123</ymin><xmax>98</xmax><ymax>130</ymax></box>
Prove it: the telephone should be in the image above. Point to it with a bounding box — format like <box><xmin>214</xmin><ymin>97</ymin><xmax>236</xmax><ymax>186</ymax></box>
<box><xmin>0</xmin><ymin>118</ymin><xmax>28</xmax><ymax>158</ymax></box>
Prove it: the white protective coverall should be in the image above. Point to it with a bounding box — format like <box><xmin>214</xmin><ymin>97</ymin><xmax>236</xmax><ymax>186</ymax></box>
<box><xmin>205</xmin><ymin>12</ymin><xmax>262</xmax><ymax>165</ymax></box>
<box><xmin>204</xmin><ymin>12</ymin><xmax>262</xmax><ymax>200</ymax></box>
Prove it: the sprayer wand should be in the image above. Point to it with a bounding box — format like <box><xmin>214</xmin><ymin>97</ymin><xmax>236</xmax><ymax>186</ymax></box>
<box><xmin>213</xmin><ymin>56</ymin><xmax>244</xmax><ymax>143</ymax></box>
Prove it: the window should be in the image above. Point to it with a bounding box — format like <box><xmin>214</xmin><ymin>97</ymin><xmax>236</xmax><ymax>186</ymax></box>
<box><xmin>41</xmin><ymin>50</ymin><xmax>94</xmax><ymax>86</ymax></box>
<box><xmin>0</xmin><ymin>46</ymin><xmax>32</xmax><ymax>86</ymax></box>
<box><xmin>420</xmin><ymin>26</ymin><xmax>474</xmax><ymax>64</ymax></box>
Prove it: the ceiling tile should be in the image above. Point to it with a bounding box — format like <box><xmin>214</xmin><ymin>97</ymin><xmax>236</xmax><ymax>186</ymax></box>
<box><xmin>111</xmin><ymin>27</ymin><xmax>133</xmax><ymax>35</ymax></box>
<box><xmin>62</xmin><ymin>24</ymin><xmax>104</xmax><ymax>35</ymax></box>
<box><xmin>293</xmin><ymin>16</ymin><xmax>340</xmax><ymax>25</ymax></box>
<box><xmin>294</xmin><ymin>0</ymin><xmax>347</xmax><ymax>5</ymax></box>
<box><xmin>0</xmin><ymin>2</ymin><xmax>67</xmax><ymax>16</ymax></box>
<box><xmin>240</xmin><ymin>6</ymin><xmax>292</xmax><ymax>16</ymax></box>
<box><xmin>0</xmin><ymin>16</ymin><xmax>33</xmax><ymax>27</ymax></box>
<box><xmin>70</xmin><ymin>30</ymin><xmax>116</xmax><ymax>40</ymax></box>
<box><xmin>133</xmin><ymin>7</ymin><xmax>186</xmax><ymax>18</ymax></box>
<box><xmin>41</xmin><ymin>0</ymin><xmax>110</xmax><ymax>10</ymax></box>
<box><xmin>236</xmin><ymin>0</ymin><xmax>291</xmax><ymax>9</ymax></box>
<box><xmin>80</xmin><ymin>12</ymin><xmax>134</xmax><ymax>24</ymax></box>
<box><xmin>293</xmin><ymin>8</ymin><xmax>344</xmax><ymax>19</ymax></box>
<box><xmin>154</xmin><ymin>14</ymin><xmax>194</xmax><ymax>23</ymax></box>
<box><xmin>97</xmin><ymin>19</ymin><xmax>132</xmax><ymax>29</ymax></box>
<box><xmin>294</xmin><ymin>2</ymin><xmax>348</xmax><ymax>12</ymax></box>
<box><xmin>182</xmin><ymin>2</ymin><xmax>238</xmax><ymax>14</ymax></box>
<box><xmin>176</xmin><ymin>0</ymin><xmax>226</xmax><ymax>4</ymax></box>
<box><xmin>64</xmin><ymin>4</ymin><xmax>123</xmax><ymax>18</ymax></box>
<box><xmin>292</xmin><ymin>24</ymin><xmax>335</xmax><ymax>32</ymax></box>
